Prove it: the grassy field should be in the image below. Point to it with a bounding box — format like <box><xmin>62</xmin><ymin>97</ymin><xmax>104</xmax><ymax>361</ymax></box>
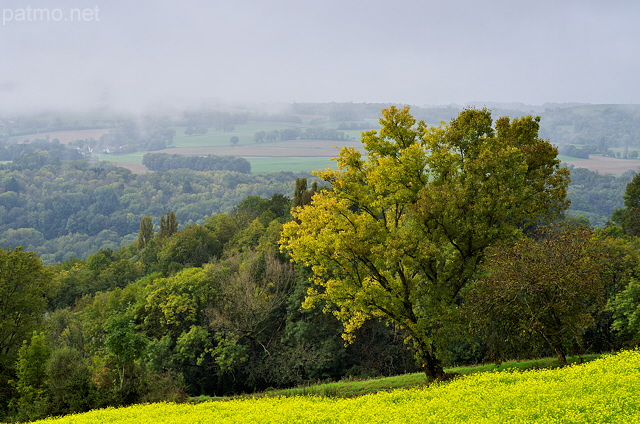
<box><xmin>252</xmin><ymin>354</ymin><xmax>601</xmax><ymax>399</ymax></box>
<box><xmin>85</xmin><ymin>122</ymin><xmax>361</xmax><ymax>174</ymax></box>
<box><xmin>96</xmin><ymin>150</ymin><xmax>640</xmax><ymax>176</ymax></box>
<box><xmin>28</xmin><ymin>350</ymin><xmax>640</xmax><ymax>423</ymax></box>
<box><xmin>171</xmin><ymin>122</ymin><xmax>316</xmax><ymax>149</ymax></box>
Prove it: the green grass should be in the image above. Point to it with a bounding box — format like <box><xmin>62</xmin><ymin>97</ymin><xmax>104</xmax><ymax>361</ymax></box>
<box><xmin>558</xmin><ymin>154</ymin><xmax>587</xmax><ymax>161</ymax></box>
<box><xmin>188</xmin><ymin>353</ymin><xmax>601</xmax><ymax>402</ymax></box>
<box><xmin>171</xmin><ymin>122</ymin><xmax>308</xmax><ymax>149</ymax></box>
<box><xmin>256</xmin><ymin>354</ymin><xmax>601</xmax><ymax>399</ymax></box>
<box><xmin>247</xmin><ymin>157</ymin><xmax>337</xmax><ymax>173</ymax></box>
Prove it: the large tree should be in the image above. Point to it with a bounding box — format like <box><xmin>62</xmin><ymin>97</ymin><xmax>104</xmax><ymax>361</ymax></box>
<box><xmin>280</xmin><ymin>106</ymin><xmax>570</xmax><ymax>380</ymax></box>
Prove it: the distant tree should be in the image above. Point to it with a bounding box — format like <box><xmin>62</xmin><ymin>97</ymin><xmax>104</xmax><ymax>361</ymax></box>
<box><xmin>182</xmin><ymin>180</ymin><xmax>194</xmax><ymax>194</ymax></box>
<box><xmin>11</xmin><ymin>332</ymin><xmax>50</xmax><ymax>421</ymax></box>
<box><xmin>137</xmin><ymin>216</ymin><xmax>154</xmax><ymax>251</ymax></box>
<box><xmin>104</xmin><ymin>315</ymin><xmax>147</xmax><ymax>394</ymax></box>
<box><xmin>229</xmin><ymin>136</ymin><xmax>240</xmax><ymax>146</ymax></box>
<box><xmin>4</xmin><ymin>176</ymin><xmax>21</xmax><ymax>193</ymax></box>
<box><xmin>235</xmin><ymin>194</ymin><xmax>291</xmax><ymax>224</ymax></box>
<box><xmin>139</xmin><ymin>267</ymin><xmax>213</xmax><ymax>340</ymax></box>
<box><xmin>93</xmin><ymin>186</ymin><xmax>121</xmax><ymax>215</ymax></box>
<box><xmin>185</xmin><ymin>126</ymin><xmax>207</xmax><ymax>136</ymax></box>
<box><xmin>46</xmin><ymin>346</ymin><xmax>93</xmax><ymax>416</ymax></box>
<box><xmin>157</xmin><ymin>212</ymin><xmax>178</xmax><ymax>241</ymax></box>
<box><xmin>292</xmin><ymin>178</ymin><xmax>318</xmax><ymax>208</ymax></box>
<box><xmin>157</xmin><ymin>225</ymin><xmax>221</xmax><ymax>274</ymax></box>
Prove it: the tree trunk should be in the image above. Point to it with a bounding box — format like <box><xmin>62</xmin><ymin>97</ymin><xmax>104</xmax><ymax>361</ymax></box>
<box><xmin>415</xmin><ymin>339</ymin><xmax>446</xmax><ymax>381</ymax></box>
<box><xmin>423</xmin><ymin>356</ymin><xmax>446</xmax><ymax>381</ymax></box>
<box><xmin>553</xmin><ymin>343</ymin><xmax>567</xmax><ymax>366</ymax></box>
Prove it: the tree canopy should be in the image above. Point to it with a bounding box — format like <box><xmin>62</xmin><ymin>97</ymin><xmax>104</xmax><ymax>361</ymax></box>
<box><xmin>280</xmin><ymin>106</ymin><xmax>570</xmax><ymax>380</ymax></box>
<box><xmin>0</xmin><ymin>248</ymin><xmax>52</xmax><ymax>375</ymax></box>
<box><xmin>466</xmin><ymin>224</ymin><xmax>610</xmax><ymax>365</ymax></box>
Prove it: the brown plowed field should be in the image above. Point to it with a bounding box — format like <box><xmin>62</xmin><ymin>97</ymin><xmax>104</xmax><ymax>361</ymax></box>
<box><xmin>16</xmin><ymin>129</ymin><xmax>109</xmax><ymax>144</ymax></box>
<box><xmin>563</xmin><ymin>155</ymin><xmax>640</xmax><ymax>175</ymax></box>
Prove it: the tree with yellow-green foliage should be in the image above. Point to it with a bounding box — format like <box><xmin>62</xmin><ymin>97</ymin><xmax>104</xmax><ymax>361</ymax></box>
<box><xmin>280</xmin><ymin>106</ymin><xmax>570</xmax><ymax>381</ymax></box>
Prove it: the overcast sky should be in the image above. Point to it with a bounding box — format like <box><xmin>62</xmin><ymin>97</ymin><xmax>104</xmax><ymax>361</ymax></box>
<box><xmin>1</xmin><ymin>0</ymin><xmax>639</xmax><ymax>113</ymax></box>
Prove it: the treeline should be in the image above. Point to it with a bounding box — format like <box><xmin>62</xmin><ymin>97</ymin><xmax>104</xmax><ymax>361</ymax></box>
<box><xmin>182</xmin><ymin>108</ymin><xmax>250</xmax><ymax>132</ymax></box>
<box><xmin>142</xmin><ymin>153</ymin><xmax>251</xmax><ymax>173</ymax></box>
<box><xmin>540</xmin><ymin>104</ymin><xmax>640</xmax><ymax>153</ymax></box>
<box><xmin>253</xmin><ymin>127</ymin><xmax>350</xmax><ymax>143</ymax></box>
<box><xmin>0</xmin><ymin>187</ymin><xmax>417</xmax><ymax>422</ymax></box>
<box><xmin>287</xmin><ymin>102</ymin><xmax>466</xmax><ymax>125</ymax></box>
<box><xmin>0</xmin><ymin>160</ymin><xmax>304</xmax><ymax>263</ymax></box>
<box><xmin>0</xmin><ymin>141</ymin><xmax>83</xmax><ymax>170</ymax></box>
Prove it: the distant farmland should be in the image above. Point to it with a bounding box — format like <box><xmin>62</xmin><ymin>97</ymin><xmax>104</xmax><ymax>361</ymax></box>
<box><xmin>563</xmin><ymin>155</ymin><xmax>640</xmax><ymax>175</ymax></box>
<box><xmin>17</xmin><ymin>127</ymin><xmax>640</xmax><ymax>176</ymax></box>
<box><xmin>96</xmin><ymin>127</ymin><xmax>365</xmax><ymax>173</ymax></box>
<box><xmin>104</xmin><ymin>150</ymin><xmax>640</xmax><ymax>175</ymax></box>
<box><xmin>166</xmin><ymin>138</ymin><xmax>363</xmax><ymax>158</ymax></box>
<box><xmin>12</xmin><ymin>128</ymin><xmax>110</xmax><ymax>143</ymax></box>
<box><xmin>94</xmin><ymin>138</ymin><xmax>354</xmax><ymax>174</ymax></box>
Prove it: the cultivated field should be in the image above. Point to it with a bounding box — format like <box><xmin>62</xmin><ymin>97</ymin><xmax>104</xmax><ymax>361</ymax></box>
<box><xmin>12</xmin><ymin>128</ymin><xmax>109</xmax><ymax>144</ymax></box>
<box><xmin>563</xmin><ymin>155</ymin><xmax>640</xmax><ymax>175</ymax></box>
<box><xmin>29</xmin><ymin>349</ymin><xmax>640</xmax><ymax>423</ymax></box>
<box><xmin>165</xmin><ymin>139</ymin><xmax>361</xmax><ymax>158</ymax></box>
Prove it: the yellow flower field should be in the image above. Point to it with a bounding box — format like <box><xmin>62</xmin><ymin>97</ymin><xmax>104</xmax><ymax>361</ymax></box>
<box><xmin>33</xmin><ymin>350</ymin><xmax>640</xmax><ymax>424</ymax></box>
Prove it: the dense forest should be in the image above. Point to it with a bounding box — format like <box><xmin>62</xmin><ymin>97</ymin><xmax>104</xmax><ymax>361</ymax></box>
<box><xmin>0</xmin><ymin>157</ymin><xmax>304</xmax><ymax>263</ymax></box>
<box><xmin>0</xmin><ymin>156</ymin><xmax>629</xmax><ymax>264</ymax></box>
<box><xmin>564</xmin><ymin>166</ymin><xmax>633</xmax><ymax>227</ymax></box>
<box><xmin>540</xmin><ymin>105</ymin><xmax>640</xmax><ymax>157</ymax></box>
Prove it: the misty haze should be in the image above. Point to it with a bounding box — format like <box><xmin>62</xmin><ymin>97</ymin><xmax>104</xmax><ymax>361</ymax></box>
<box><xmin>1</xmin><ymin>0</ymin><xmax>639</xmax><ymax>112</ymax></box>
